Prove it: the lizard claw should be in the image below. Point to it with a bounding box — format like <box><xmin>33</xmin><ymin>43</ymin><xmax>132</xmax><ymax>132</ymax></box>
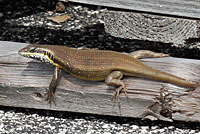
<box><xmin>112</xmin><ymin>84</ymin><xmax>128</xmax><ymax>101</ymax></box>
<box><xmin>111</xmin><ymin>85</ymin><xmax>128</xmax><ymax>112</ymax></box>
<box><xmin>45</xmin><ymin>88</ymin><xmax>56</xmax><ymax>106</ymax></box>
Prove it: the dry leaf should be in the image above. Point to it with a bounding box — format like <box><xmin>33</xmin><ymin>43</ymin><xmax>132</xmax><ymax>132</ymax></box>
<box><xmin>47</xmin><ymin>15</ymin><xmax>71</xmax><ymax>24</ymax></box>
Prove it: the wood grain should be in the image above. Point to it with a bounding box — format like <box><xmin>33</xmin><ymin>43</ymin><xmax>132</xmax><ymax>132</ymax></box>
<box><xmin>0</xmin><ymin>41</ymin><xmax>200</xmax><ymax>122</ymax></box>
<box><xmin>62</xmin><ymin>0</ymin><xmax>200</xmax><ymax>19</ymax></box>
<box><xmin>102</xmin><ymin>10</ymin><xmax>200</xmax><ymax>45</ymax></box>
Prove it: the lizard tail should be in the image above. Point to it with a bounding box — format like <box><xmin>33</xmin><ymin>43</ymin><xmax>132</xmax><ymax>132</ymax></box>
<box><xmin>150</xmin><ymin>69</ymin><xmax>197</xmax><ymax>89</ymax></box>
<box><xmin>127</xmin><ymin>67</ymin><xmax>197</xmax><ymax>89</ymax></box>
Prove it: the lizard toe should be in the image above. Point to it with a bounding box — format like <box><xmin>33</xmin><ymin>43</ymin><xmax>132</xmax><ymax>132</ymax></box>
<box><xmin>45</xmin><ymin>88</ymin><xmax>56</xmax><ymax>106</ymax></box>
<box><xmin>112</xmin><ymin>84</ymin><xmax>128</xmax><ymax>100</ymax></box>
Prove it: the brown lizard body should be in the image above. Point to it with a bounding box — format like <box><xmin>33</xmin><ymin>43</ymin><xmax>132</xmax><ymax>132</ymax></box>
<box><xmin>18</xmin><ymin>44</ymin><xmax>197</xmax><ymax>104</ymax></box>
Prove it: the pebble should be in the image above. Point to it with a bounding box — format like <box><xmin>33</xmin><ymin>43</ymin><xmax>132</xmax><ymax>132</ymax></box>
<box><xmin>56</xmin><ymin>2</ymin><xmax>66</xmax><ymax>12</ymax></box>
<box><xmin>0</xmin><ymin>12</ymin><xmax>3</xmax><ymax>18</ymax></box>
<box><xmin>130</xmin><ymin>125</ymin><xmax>139</xmax><ymax>130</ymax></box>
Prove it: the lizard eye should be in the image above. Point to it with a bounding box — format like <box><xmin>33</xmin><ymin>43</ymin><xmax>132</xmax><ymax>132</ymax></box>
<box><xmin>29</xmin><ymin>47</ymin><xmax>37</xmax><ymax>53</ymax></box>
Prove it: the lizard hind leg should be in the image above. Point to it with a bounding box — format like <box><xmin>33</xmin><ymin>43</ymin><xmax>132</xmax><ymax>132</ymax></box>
<box><xmin>105</xmin><ymin>71</ymin><xmax>128</xmax><ymax>102</ymax></box>
<box><xmin>129</xmin><ymin>50</ymin><xmax>170</xmax><ymax>59</ymax></box>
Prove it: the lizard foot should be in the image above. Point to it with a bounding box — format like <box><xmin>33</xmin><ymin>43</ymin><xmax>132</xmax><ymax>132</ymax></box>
<box><xmin>45</xmin><ymin>87</ymin><xmax>56</xmax><ymax>106</ymax></box>
<box><xmin>112</xmin><ymin>84</ymin><xmax>128</xmax><ymax>104</ymax></box>
<box><xmin>105</xmin><ymin>71</ymin><xmax>128</xmax><ymax>103</ymax></box>
<box><xmin>112</xmin><ymin>84</ymin><xmax>128</xmax><ymax>98</ymax></box>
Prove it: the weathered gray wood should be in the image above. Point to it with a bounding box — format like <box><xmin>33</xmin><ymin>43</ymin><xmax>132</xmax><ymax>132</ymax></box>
<box><xmin>62</xmin><ymin>0</ymin><xmax>200</xmax><ymax>19</ymax></box>
<box><xmin>0</xmin><ymin>41</ymin><xmax>200</xmax><ymax>122</ymax></box>
<box><xmin>102</xmin><ymin>10</ymin><xmax>200</xmax><ymax>45</ymax></box>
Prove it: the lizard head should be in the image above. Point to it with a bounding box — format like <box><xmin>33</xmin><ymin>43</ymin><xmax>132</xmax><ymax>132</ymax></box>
<box><xmin>18</xmin><ymin>44</ymin><xmax>53</xmax><ymax>63</ymax></box>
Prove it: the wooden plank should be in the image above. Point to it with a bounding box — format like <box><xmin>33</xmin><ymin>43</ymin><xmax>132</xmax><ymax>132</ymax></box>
<box><xmin>0</xmin><ymin>41</ymin><xmax>200</xmax><ymax>122</ymax></box>
<box><xmin>62</xmin><ymin>0</ymin><xmax>200</xmax><ymax>19</ymax></box>
<box><xmin>102</xmin><ymin>10</ymin><xmax>200</xmax><ymax>45</ymax></box>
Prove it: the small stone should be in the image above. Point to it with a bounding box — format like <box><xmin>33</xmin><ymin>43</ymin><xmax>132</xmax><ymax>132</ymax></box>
<box><xmin>7</xmin><ymin>11</ymin><xmax>12</xmax><ymax>15</ymax></box>
<box><xmin>56</xmin><ymin>2</ymin><xmax>66</xmax><ymax>12</ymax></box>
<box><xmin>98</xmin><ymin>35</ymin><xmax>104</xmax><ymax>42</ymax></box>
<box><xmin>102</xmin><ymin>124</ymin><xmax>109</xmax><ymax>129</ymax></box>
<box><xmin>0</xmin><ymin>12</ymin><xmax>3</xmax><ymax>18</ymax></box>
<box><xmin>140</xmin><ymin>128</ymin><xmax>149</xmax><ymax>134</ymax></box>
<box><xmin>189</xmin><ymin>130</ymin><xmax>195</xmax><ymax>134</ymax></box>
<box><xmin>130</xmin><ymin>125</ymin><xmax>139</xmax><ymax>130</ymax></box>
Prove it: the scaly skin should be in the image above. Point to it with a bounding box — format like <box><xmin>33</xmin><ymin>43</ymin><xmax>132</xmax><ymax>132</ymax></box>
<box><xmin>18</xmin><ymin>44</ymin><xmax>197</xmax><ymax>104</ymax></box>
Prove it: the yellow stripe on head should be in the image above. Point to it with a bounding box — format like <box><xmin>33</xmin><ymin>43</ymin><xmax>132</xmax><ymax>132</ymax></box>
<box><xmin>20</xmin><ymin>52</ymin><xmax>64</xmax><ymax>69</ymax></box>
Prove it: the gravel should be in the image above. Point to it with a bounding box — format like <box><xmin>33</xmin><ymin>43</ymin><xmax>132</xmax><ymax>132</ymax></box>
<box><xmin>7</xmin><ymin>5</ymin><xmax>102</xmax><ymax>31</ymax></box>
<box><xmin>0</xmin><ymin>108</ymin><xmax>199</xmax><ymax>134</ymax></box>
<box><xmin>0</xmin><ymin>0</ymin><xmax>200</xmax><ymax>133</ymax></box>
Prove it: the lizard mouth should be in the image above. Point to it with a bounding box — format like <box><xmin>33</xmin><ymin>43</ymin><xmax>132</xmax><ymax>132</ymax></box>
<box><xmin>19</xmin><ymin>50</ymin><xmax>64</xmax><ymax>69</ymax></box>
<box><xmin>19</xmin><ymin>51</ymin><xmax>51</xmax><ymax>63</ymax></box>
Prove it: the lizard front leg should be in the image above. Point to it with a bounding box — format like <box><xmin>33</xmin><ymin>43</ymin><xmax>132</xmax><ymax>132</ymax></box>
<box><xmin>129</xmin><ymin>50</ymin><xmax>169</xmax><ymax>59</ymax></box>
<box><xmin>46</xmin><ymin>66</ymin><xmax>61</xmax><ymax>105</ymax></box>
<box><xmin>105</xmin><ymin>71</ymin><xmax>127</xmax><ymax>101</ymax></box>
